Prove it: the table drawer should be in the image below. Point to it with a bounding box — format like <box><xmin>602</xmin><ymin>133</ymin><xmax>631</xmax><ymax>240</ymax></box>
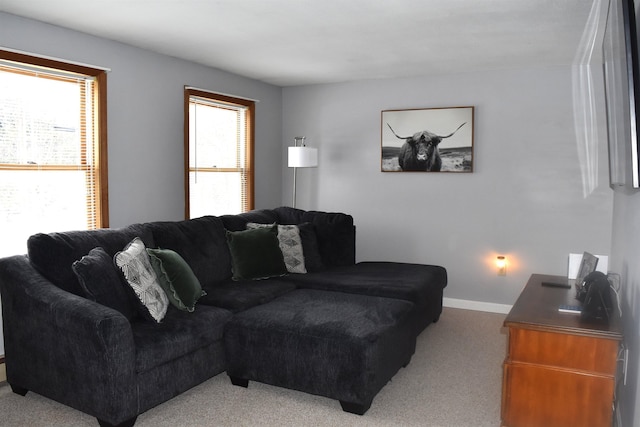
<box><xmin>502</xmin><ymin>362</ymin><xmax>614</xmax><ymax>427</ymax></box>
<box><xmin>508</xmin><ymin>328</ymin><xmax>618</xmax><ymax>375</ymax></box>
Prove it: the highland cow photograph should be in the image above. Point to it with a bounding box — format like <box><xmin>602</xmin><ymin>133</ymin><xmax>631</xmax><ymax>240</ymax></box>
<box><xmin>381</xmin><ymin>106</ymin><xmax>474</xmax><ymax>172</ymax></box>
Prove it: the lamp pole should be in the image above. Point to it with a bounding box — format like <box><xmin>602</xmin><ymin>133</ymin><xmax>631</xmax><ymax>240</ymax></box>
<box><xmin>292</xmin><ymin>163</ymin><xmax>298</xmax><ymax>208</ymax></box>
<box><xmin>292</xmin><ymin>136</ymin><xmax>305</xmax><ymax>208</ymax></box>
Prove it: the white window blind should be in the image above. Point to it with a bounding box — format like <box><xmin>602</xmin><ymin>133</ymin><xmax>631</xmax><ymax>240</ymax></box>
<box><xmin>186</xmin><ymin>89</ymin><xmax>254</xmax><ymax>218</ymax></box>
<box><xmin>0</xmin><ymin>55</ymin><xmax>106</xmax><ymax>257</ymax></box>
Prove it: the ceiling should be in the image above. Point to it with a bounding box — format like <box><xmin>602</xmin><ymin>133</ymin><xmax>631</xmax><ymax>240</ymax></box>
<box><xmin>0</xmin><ymin>0</ymin><xmax>603</xmax><ymax>87</ymax></box>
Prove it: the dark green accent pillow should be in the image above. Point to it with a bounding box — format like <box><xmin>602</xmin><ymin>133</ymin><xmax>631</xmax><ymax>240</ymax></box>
<box><xmin>146</xmin><ymin>248</ymin><xmax>206</xmax><ymax>312</ymax></box>
<box><xmin>226</xmin><ymin>225</ymin><xmax>287</xmax><ymax>280</ymax></box>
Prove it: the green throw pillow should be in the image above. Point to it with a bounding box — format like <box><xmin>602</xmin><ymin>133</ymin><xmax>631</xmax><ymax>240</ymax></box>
<box><xmin>226</xmin><ymin>225</ymin><xmax>287</xmax><ymax>280</ymax></box>
<box><xmin>146</xmin><ymin>248</ymin><xmax>206</xmax><ymax>312</ymax></box>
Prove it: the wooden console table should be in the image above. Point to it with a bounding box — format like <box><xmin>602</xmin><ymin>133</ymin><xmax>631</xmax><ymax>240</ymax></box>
<box><xmin>501</xmin><ymin>273</ymin><xmax>622</xmax><ymax>427</ymax></box>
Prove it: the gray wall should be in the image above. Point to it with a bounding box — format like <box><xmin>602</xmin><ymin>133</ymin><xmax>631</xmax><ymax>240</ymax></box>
<box><xmin>611</xmin><ymin>190</ymin><xmax>640</xmax><ymax>427</ymax></box>
<box><xmin>282</xmin><ymin>66</ymin><xmax>613</xmax><ymax>306</ymax></box>
<box><xmin>0</xmin><ymin>12</ymin><xmax>283</xmax><ymax>227</ymax></box>
<box><xmin>608</xmin><ymin>3</ymin><xmax>640</xmax><ymax>426</ymax></box>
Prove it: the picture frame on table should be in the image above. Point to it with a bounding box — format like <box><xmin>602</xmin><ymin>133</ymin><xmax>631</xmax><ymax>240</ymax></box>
<box><xmin>575</xmin><ymin>251</ymin><xmax>599</xmax><ymax>287</ymax></box>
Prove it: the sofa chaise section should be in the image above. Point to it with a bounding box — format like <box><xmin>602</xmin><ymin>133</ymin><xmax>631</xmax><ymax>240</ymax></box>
<box><xmin>284</xmin><ymin>261</ymin><xmax>447</xmax><ymax>335</ymax></box>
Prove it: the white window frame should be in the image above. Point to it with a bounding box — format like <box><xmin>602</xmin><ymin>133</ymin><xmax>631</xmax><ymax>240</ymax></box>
<box><xmin>0</xmin><ymin>49</ymin><xmax>108</xmax><ymax>256</ymax></box>
<box><xmin>184</xmin><ymin>87</ymin><xmax>254</xmax><ymax>218</ymax></box>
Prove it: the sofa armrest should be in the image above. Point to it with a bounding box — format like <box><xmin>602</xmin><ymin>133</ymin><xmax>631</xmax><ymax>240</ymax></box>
<box><xmin>0</xmin><ymin>255</ymin><xmax>137</xmax><ymax>422</ymax></box>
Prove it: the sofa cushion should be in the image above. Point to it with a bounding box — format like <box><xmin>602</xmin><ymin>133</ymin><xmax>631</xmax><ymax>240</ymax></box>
<box><xmin>27</xmin><ymin>223</ymin><xmax>154</xmax><ymax>296</ymax></box>
<box><xmin>297</xmin><ymin>222</ymin><xmax>324</xmax><ymax>272</ymax></box>
<box><xmin>199</xmin><ymin>278</ymin><xmax>296</xmax><ymax>313</ymax></box>
<box><xmin>273</xmin><ymin>207</ymin><xmax>355</xmax><ymax>268</ymax></box>
<box><xmin>71</xmin><ymin>247</ymin><xmax>138</xmax><ymax>320</ymax></box>
<box><xmin>226</xmin><ymin>226</ymin><xmax>287</xmax><ymax>280</ymax></box>
<box><xmin>146</xmin><ymin>247</ymin><xmax>206</xmax><ymax>312</ymax></box>
<box><xmin>132</xmin><ymin>304</ymin><xmax>233</xmax><ymax>374</ymax></box>
<box><xmin>219</xmin><ymin>209</ymin><xmax>280</xmax><ymax>232</ymax></box>
<box><xmin>282</xmin><ymin>262</ymin><xmax>447</xmax><ymax>336</ymax></box>
<box><xmin>285</xmin><ymin>261</ymin><xmax>447</xmax><ymax>304</ymax></box>
<box><xmin>145</xmin><ymin>216</ymin><xmax>232</xmax><ymax>287</ymax></box>
<box><xmin>114</xmin><ymin>237</ymin><xmax>169</xmax><ymax>323</ymax></box>
<box><xmin>247</xmin><ymin>223</ymin><xmax>306</xmax><ymax>274</ymax></box>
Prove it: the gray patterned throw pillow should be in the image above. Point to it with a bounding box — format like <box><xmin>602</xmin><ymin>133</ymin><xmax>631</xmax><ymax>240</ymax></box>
<box><xmin>114</xmin><ymin>237</ymin><xmax>169</xmax><ymax>322</ymax></box>
<box><xmin>246</xmin><ymin>223</ymin><xmax>306</xmax><ymax>274</ymax></box>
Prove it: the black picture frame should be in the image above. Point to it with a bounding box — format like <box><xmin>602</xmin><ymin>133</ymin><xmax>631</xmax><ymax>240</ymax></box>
<box><xmin>381</xmin><ymin>106</ymin><xmax>474</xmax><ymax>172</ymax></box>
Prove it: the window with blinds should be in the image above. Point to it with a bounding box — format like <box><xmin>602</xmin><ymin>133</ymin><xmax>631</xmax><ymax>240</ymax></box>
<box><xmin>0</xmin><ymin>50</ymin><xmax>108</xmax><ymax>257</ymax></box>
<box><xmin>185</xmin><ymin>88</ymin><xmax>254</xmax><ymax>218</ymax></box>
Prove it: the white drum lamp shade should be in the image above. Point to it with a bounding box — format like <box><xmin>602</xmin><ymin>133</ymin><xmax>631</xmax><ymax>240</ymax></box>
<box><xmin>288</xmin><ymin>137</ymin><xmax>318</xmax><ymax>208</ymax></box>
<box><xmin>288</xmin><ymin>146</ymin><xmax>318</xmax><ymax>168</ymax></box>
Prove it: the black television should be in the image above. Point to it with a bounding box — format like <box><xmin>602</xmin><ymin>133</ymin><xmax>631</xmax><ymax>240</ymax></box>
<box><xmin>603</xmin><ymin>0</ymin><xmax>640</xmax><ymax>188</ymax></box>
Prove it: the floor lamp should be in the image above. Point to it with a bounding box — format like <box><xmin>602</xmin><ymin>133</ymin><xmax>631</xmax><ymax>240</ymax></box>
<box><xmin>288</xmin><ymin>136</ymin><xmax>318</xmax><ymax>208</ymax></box>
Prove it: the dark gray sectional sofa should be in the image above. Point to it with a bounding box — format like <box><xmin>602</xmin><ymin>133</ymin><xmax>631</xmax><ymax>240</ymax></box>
<box><xmin>0</xmin><ymin>207</ymin><xmax>447</xmax><ymax>426</ymax></box>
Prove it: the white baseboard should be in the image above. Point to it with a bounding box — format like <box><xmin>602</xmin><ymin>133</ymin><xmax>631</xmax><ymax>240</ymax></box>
<box><xmin>443</xmin><ymin>297</ymin><xmax>512</xmax><ymax>314</ymax></box>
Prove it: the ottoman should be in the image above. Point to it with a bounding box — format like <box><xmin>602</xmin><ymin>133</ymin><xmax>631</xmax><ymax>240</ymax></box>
<box><xmin>224</xmin><ymin>289</ymin><xmax>416</xmax><ymax>415</ymax></box>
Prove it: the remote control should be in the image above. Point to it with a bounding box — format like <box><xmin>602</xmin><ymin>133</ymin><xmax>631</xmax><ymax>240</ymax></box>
<box><xmin>542</xmin><ymin>281</ymin><xmax>571</xmax><ymax>289</ymax></box>
<box><xmin>558</xmin><ymin>304</ymin><xmax>582</xmax><ymax>314</ymax></box>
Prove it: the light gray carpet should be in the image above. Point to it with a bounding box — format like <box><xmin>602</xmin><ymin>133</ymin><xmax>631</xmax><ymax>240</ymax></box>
<box><xmin>0</xmin><ymin>307</ymin><xmax>507</xmax><ymax>427</ymax></box>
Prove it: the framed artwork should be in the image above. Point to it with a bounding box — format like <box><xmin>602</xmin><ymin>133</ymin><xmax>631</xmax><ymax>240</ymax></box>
<box><xmin>381</xmin><ymin>106</ymin><xmax>474</xmax><ymax>172</ymax></box>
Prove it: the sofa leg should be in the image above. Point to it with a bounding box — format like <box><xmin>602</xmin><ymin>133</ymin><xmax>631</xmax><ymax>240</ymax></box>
<box><xmin>229</xmin><ymin>375</ymin><xmax>249</xmax><ymax>388</ymax></box>
<box><xmin>9</xmin><ymin>383</ymin><xmax>28</xmax><ymax>396</ymax></box>
<box><xmin>97</xmin><ymin>416</ymin><xmax>137</xmax><ymax>427</ymax></box>
<box><xmin>340</xmin><ymin>399</ymin><xmax>372</xmax><ymax>415</ymax></box>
